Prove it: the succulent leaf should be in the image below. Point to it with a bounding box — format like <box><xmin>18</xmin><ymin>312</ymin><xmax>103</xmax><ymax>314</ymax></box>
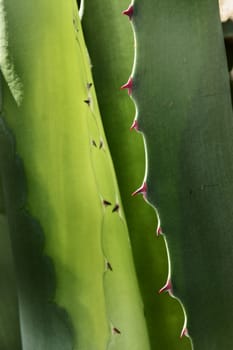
<box><xmin>0</xmin><ymin>0</ymin><xmax>150</xmax><ymax>349</ymax></box>
<box><xmin>130</xmin><ymin>0</ymin><xmax>233</xmax><ymax>348</ymax></box>
<box><xmin>82</xmin><ymin>1</ymin><xmax>191</xmax><ymax>349</ymax></box>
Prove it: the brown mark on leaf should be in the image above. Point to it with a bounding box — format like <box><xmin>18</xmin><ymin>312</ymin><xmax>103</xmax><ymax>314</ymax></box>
<box><xmin>107</xmin><ymin>261</ymin><xmax>113</xmax><ymax>271</ymax></box>
<box><xmin>99</xmin><ymin>140</ymin><xmax>104</xmax><ymax>149</ymax></box>
<box><xmin>103</xmin><ymin>200</ymin><xmax>112</xmax><ymax>207</ymax></box>
<box><xmin>112</xmin><ymin>327</ymin><xmax>121</xmax><ymax>335</ymax></box>
<box><xmin>92</xmin><ymin>140</ymin><xmax>97</xmax><ymax>147</ymax></box>
<box><xmin>112</xmin><ymin>204</ymin><xmax>120</xmax><ymax>213</ymax></box>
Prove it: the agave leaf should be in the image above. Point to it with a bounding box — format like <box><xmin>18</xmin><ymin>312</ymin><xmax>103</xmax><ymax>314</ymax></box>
<box><xmin>0</xmin><ymin>1</ymin><xmax>150</xmax><ymax>349</ymax></box>
<box><xmin>82</xmin><ymin>1</ymin><xmax>191</xmax><ymax>349</ymax></box>
<box><xmin>131</xmin><ymin>0</ymin><xmax>233</xmax><ymax>349</ymax></box>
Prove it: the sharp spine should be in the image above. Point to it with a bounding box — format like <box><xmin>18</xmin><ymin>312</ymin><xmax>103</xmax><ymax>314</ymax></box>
<box><xmin>122</xmin><ymin>5</ymin><xmax>134</xmax><ymax>20</ymax></box>
<box><xmin>156</xmin><ymin>226</ymin><xmax>163</xmax><ymax>236</ymax></box>
<box><xmin>132</xmin><ymin>182</ymin><xmax>147</xmax><ymax>197</ymax></box>
<box><xmin>130</xmin><ymin>119</ymin><xmax>139</xmax><ymax>131</ymax></box>
<box><xmin>121</xmin><ymin>77</ymin><xmax>133</xmax><ymax>95</ymax></box>
<box><xmin>158</xmin><ymin>278</ymin><xmax>173</xmax><ymax>295</ymax></box>
<box><xmin>180</xmin><ymin>326</ymin><xmax>189</xmax><ymax>338</ymax></box>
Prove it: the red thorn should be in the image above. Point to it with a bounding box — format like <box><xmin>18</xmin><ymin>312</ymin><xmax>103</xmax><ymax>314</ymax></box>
<box><xmin>121</xmin><ymin>77</ymin><xmax>133</xmax><ymax>95</ymax></box>
<box><xmin>130</xmin><ymin>119</ymin><xmax>138</xmax><ymax>131</ymax></box>
<box><xmin>158</xmin><ymin>278</ymin><xmax>173</xmax><ymax>294</ymax></box>
<box><xmin>131</xmin><ymin>182</ymin><xmax>147</xmax><ymax>197</ymax></box>
<box><xmin>180</xmin><ymin>327</ymin><xmax>188</xmax><ymax>338</ymax></box>
<box><xmin>122</xmin><ymin>5</ymin><xmax>134</xmax><ymax>20</ymax></box>
<box><xmin>156</xmin><ymin>226</ymin><xmax>162</xmax><ymax>236</ymax></box>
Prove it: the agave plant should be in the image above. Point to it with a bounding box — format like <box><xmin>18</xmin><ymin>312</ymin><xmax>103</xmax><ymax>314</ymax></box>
<box><xmin>0</xmin><ymin>1</ymin><xmax>232</xmax><ymax>350</ymax></box>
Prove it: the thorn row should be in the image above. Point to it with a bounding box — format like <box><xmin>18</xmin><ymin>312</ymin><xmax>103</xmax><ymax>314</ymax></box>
<box><xmin>102</xmin><ymin>200</ymin><xmax>120</xmax><ymax>214</ymax></box>
<box><xmin>122</xmin><ymin>4</ymin><xmax>188</xmax><ymax>341</ymax></box>
<box><xmin>92</xmin><ymin>140</ymin><xmax>105</xmax><ymax>149</ymax></box>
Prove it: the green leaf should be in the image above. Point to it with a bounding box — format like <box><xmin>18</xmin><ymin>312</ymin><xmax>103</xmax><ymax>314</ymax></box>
<box><xmin>82</xmin><ymin>1</ymin><xmax>191</xmax><ymax>349</ymax></box>
<box><xmin>0</xmin><ymin>1</ymin><xmax>150</xmax><ymax>349</ymax></box>
<box><xmin>132</xmin><ymin>0</ymin><xmax>233</xmax><ymax>348</ymax></box>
